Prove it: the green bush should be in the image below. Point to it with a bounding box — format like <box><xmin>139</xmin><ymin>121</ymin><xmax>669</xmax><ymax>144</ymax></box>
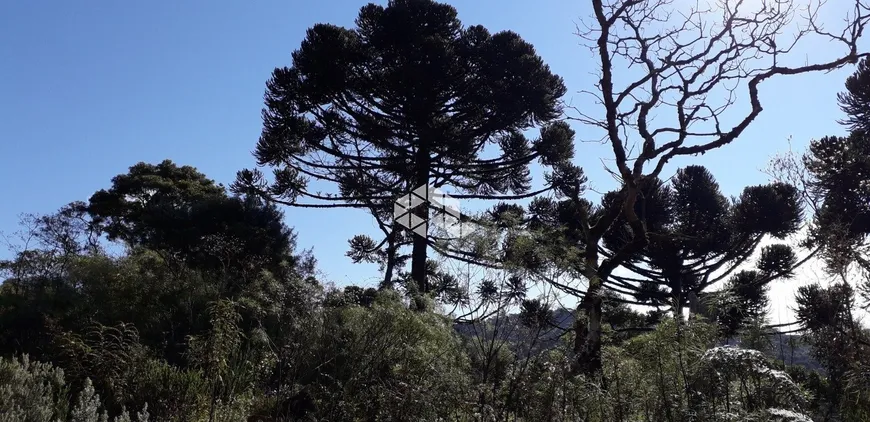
<box><xmin>125</xmin><ymin>359</ymin><xmax>208</xmax><ymax>422</ymax></box>
<box><xmin>0</xmin><ymin>355</ymin><xmax>150</xmax><ymax>422</ymax></box>
<box><xmin>305</xmin><ymin>291</ymin><xmax>472</xmax><ymax>421</ymax></box>
<box><xmin>0</xmin><ymin>354</ymin><xmax>70</xmax><ymax>422</ymax></box>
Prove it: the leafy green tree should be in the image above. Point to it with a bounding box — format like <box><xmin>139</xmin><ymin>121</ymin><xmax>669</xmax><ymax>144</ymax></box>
<box><xmin>87</xmin><ymin>160</ymin><xmax>301</xmax><ymax>286</ymax></box>
<box><xmin>323</xmin><ymin>285</ymin><xmax>378</xmax><ymax>308</ymax></box>
<box><xmin>1</xmin><ymin>160</ymin><xmax>317</xmax><ymax>366</ymax></box>
<box><xmin>0</xmin><ymin>247</ymin><xmax>84</xmax><ymax>358</ymax></box>
<box><xmin>86</xmin><ymin>160</ymin><xmax>225</xmax><ymax>248</ymax></box>
<box><xmin>232</xmin><ymin>0</ymin><xmax>575</xmax><ymax>294</ymax></box>
<box><xmin>708</xmin><ymin>270</ymin><xmax>774</xmax><ymax>339</ymax></box>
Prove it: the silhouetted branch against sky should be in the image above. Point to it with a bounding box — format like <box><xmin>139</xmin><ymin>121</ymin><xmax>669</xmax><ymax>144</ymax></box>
<box><xmin>574</xmin><ymin>0</ymin><xmax>870</xmax><ymax>182</ymax></box>
<box><xmin>558</xmin><ymin>0</ymin><xmax>870</xmax><ymax>376</ymax></box>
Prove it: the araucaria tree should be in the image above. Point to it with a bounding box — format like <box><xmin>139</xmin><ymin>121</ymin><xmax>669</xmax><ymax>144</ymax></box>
<box><xmin>804</xmin><ymin>58</ymin><xmax>870</xmax><ymax>279</ymax></box>
<box><xmin>599</xmin><ymin>166</ymin><xmax>804</xmax><ymax>332</ymax></box>
<box><xmin>233</xmin><ymin>0</ymin><xmax>575</xmax><ymax>294</ymax></box>
<box><xmin>498</xmin><ymin>165</ymin><xmax>806</xmax><ymax>366</ymax></box>
<box><xmin>549</xmin><ymin>0</ymin><xmax>870</xmax><ymax>376</ymax></box>
<box><xmin>769</xmin><ymin>57</ymin><xmax>870</xmax><ymax>296</ymax></box>
<box><xmin>761</xmin><ymin>52</ymin><xmax>870</xmax><ymax>422</ymax></box>
<box><xmin>768</xmin><ymin>57</ymin><xmax>870</xmax><ymax>317</ymax></box>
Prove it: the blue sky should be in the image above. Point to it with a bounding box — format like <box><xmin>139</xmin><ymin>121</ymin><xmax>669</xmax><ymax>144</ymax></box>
<box><xmin>1</xmin><ymin>1</ymin><xmax>864</xmax><ymax>319</ymax></box>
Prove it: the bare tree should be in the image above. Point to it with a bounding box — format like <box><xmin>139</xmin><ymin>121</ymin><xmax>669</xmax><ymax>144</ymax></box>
<box><xmin>566</xmin><ymin>0</ymin><xmax>870</xmax><ymax>376</ymax></box>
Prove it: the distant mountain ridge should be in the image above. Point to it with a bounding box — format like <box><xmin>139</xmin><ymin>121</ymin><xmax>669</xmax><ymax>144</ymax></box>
<box><xmin>454</xmin><ymin>308</ymin><xmax>821</xmax><ymax>371</ymax></box>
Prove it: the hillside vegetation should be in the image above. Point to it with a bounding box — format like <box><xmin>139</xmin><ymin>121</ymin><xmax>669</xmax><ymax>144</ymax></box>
<box><xmin>3</xmin><ymin>0</ymin><xmax>870</xmax><ymax>420</ymax></box>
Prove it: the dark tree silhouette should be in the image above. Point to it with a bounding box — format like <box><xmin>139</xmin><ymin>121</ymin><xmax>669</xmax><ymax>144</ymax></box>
<box><xmin>87</xmin><ymin>160</ymin><xmax>225</xmax><ymax>248</ymax></box>
<box><xmin>839</xmin><ymin>58</ymin><xmax>870</xmax><ymax>134</ymax></box>
<box><xmin>794</xmin><ymin>282</ymin><xmax>870</xmax><ymax>415</ymax></box>
<box><xmin>771</xmin><ymin>58</ymin><xmax>870</xmax><ymax>298</ymax></box>
<box><xmin>87</xmin><ymin>160</ymin><xmax>301</xmax><ymax>285</ymax></box>
<box><xmin>709</xmin><ymin>270</ymin><xmax>773</xmax><ymax>339</ymax></box>
<box><xmin>554</xmin><ymin>0</ymin><xmax>870</xmax><ymax>376</ymax></box>
<box><xmin>502</xmin><ymin>166</ymin><xmax>805</xmax><ymax>340</ymax></box>
<box><xmin>601</xmin><ymin>166</ymin><xmax>803</xmax><ymax>319</ymax></box>
<box><xmin>232</xmin><ymin>0</ymin><xmax>574</xmax><ymax>295</ymax></box>
<box><xmin>802</xmin><ymin>132</ymin><xmax>870</xmax><ymax>276</ymax></box>
<box><xmin>803</xmin><ymin>59</ymin><xmax>870</xmax><ymax>309</ymax></box>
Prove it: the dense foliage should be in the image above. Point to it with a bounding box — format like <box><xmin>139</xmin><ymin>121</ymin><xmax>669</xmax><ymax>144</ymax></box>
<box><xmin>4</xmin><ymin>0</ymin><xmax>870</xmax><ymax>420</ymax></box>
<box><xmin>2</xmin><ymin>159</ymin><xmax>867</xmax><ymax>420</ymax></box>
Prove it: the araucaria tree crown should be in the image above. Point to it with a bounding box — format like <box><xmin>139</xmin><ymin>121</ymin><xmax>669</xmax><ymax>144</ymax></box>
<box><xmin>233</xmin><ymin>0</ymin><xmax>576</xmax><ymax>293</ymax></box>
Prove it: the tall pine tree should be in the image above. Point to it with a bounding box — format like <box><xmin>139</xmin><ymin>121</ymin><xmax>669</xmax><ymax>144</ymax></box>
<box><xmin>233</xmin><ymin>0</ymin><xmax>574</xmax><ymax>293</ymax></box>
<box><xmin>600</xmin><ymin>166</ymin><xmax>802</xmax><ymax>322</ymax></box>
<box><xmin>493</xmin><ymin>165</ymin><xmax>805</xmax><ymax>340</ymax></box>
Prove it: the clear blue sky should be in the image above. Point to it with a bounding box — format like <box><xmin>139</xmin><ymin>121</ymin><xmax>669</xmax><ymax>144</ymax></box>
<box><xmin>0</xmin><ymin>0</ymin><xmax>862</xmax><ymax>300</ymax></box>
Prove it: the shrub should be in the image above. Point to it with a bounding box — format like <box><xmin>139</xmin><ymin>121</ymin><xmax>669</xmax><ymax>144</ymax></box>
<box><xmin>0</xmin><ymin>354</ymin><xmax>70</xmax><ymax>422</ymax></box>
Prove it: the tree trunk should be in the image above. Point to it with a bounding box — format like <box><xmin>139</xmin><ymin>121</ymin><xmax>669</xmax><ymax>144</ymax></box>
<box><xmin>572</xmin><ymin>239</ymin><xmax>605</xmax><ymax>377</ymax></box>
<box><xmin>381</xmin><ymin>227</ymin><xmax>398</xmax><ymax>289</ymax></box>
<box><xmin>572</xmin><ymin>186</ymin><xmax>645</xmax><ymax>378</ymax></box>
<box><xmin>673</xmin><ymin>277</ymin><xmax>684</xmax><ymax>323</ymax></box>
<box><xmin>411</xmin><ymin>227</ymin><xmax>429</xmax><ymax>293</ymax></box>
<box><xmin>410</xmin><ymin>141</ymin><xmax>431</xmax><ymax>295</ymax></box>
<box><xmin>573</xmin><ymin>268</ymin><xmax>604</xmax><ymax>377</ymax></box>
